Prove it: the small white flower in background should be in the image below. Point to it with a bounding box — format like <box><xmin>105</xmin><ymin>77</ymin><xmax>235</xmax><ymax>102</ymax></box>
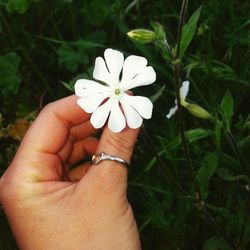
<box><xmin>166</xmin><ymin>81</ymin><xmax>190</xmax><ymax>119</ymax></box>
<box><xmin>166</xmin><ymin>81</ymin><xmax>212</xmax><ymax>120</ymax></box>
<box><xmin>75</xmin><ymin>48</ymin><xmax>156</xmax><ymax>132</ymax></box>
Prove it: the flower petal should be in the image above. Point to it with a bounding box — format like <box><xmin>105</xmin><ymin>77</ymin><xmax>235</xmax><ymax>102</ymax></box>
<box><xmin>123</xmin><ymin>94</ymin><xmax>153</xmax><ymax>119</ymax></box>
<box><xmin>166</xmin><ymin>104</ymin><xmax>178</xmax><ymax>119</ymax></box>
<box><xmin>122</xmin><ymin>66</ymin><xmax>156</xmax><ymax>90</ymax></box>
<box><xmin>120</xmin><ymin>97</ymin><xmax>143</xmax><ymax>129</ymax></box>
<box><xmin>90</xmin><ymin>97</ymin><xmax>114</xmax><ymax>129</ymax></box>
<box><xmin>108</xmin><ymin>99</ymin><xmax>126</xmax><ymax>132</ymax></box>
<box><xmin>93</xmin><ymin>57</ymin><xmax>111</xmax><ymax>85</ymax></box>
<box><xmin>120</xmin><ymin>55</ymin><xmax>147</xmax><ymax>89</ymax></box>
<box><xmin>77</xmin><ymin>92</ymin><xmax>112</xmax><ymax>113</ymax></box>
<box><xmin>75</xmin><ymin>79</ymin><xmax>110</xmax><ymax>97</ymax></box>
<box><xmin>180</xmin><ymin>81</ymin><xmax>190</xmax><ymax>101</ymax></box>
<box><xmin>104</xmin><ymin>48</ymin><xmax>124</xmax><ymax>87</ymax></box>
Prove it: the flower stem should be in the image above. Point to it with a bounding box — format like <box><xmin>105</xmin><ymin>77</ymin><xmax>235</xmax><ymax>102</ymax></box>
<box><xmin>201</xmin><ymin>204</ymin><xmax>237</xmax><ymax>250</ymax></box>
<box><xmin>172</xmin><ymin>0</ymin><xmax>196</xmax><ymax>186</ymax></box>
<box><xmin>227</xmin><ymin>131</ymin><xmax>247</xmax><ymax>176</ymax></box>
<box><xmin>169</xmin><ymin>1</ymin><xmax>236</xmax><ymax>247</ymax></box>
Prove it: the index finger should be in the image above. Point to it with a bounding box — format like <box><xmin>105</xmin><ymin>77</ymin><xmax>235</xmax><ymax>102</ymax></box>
<box><xmin>20</xmin><ymin>95</ymin><xmax>89</xmax><ymax>154</ymax></box>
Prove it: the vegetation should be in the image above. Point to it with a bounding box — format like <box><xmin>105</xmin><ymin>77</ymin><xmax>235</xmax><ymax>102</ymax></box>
<box><xmin>0</xmin><ymin>0</ymin><xmax>249</xmax><ymax>249</ymax></box>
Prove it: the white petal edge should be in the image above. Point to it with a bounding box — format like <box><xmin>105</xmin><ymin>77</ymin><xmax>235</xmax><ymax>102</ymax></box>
<box><xmin>120</xmin><ymin>97</ymin><xmax>143</xmax><ymax>129</ymax></box>
<box><xmin>75</xmin><ymin>79</ymin><xmax>110</xmax><ymax>97</ymax></box>
<box><xmin>93</xmin><ymin>57</ymin><xmax>111</xmax><ymax>85</ymax></box>
<box><xmin>104</xmin><ymin>48</ymin><xmax>124</xmax><ymax>87</ymax></box>
<box><xmin>180</xmin><ymin>81</ymin><xmax>190</xmax><ymax>101</ymax></box>
<box><xmin>120</xmin><ymin>55</ymin><xmax>147</xmax><ymax>89</ymax></box>
<box><xmin>77</xmin><ymin>92</ymin><xmax>112</xmax><ymax>113</ymax></box>
<box><xmin>123</xmin><ymin>66</ymin><xmax>156</xmax><ymax>90</ymax></box>
<box><xmin>90</xmin><ymin>97</ymin><xmax>114</xmax><ymax>129</ymax></box>
<box><xmin>166</xmin><ymin>105</ymin><xmax>178</xmax><ymax>119</ymax></box>
<box><xmin>108</xmin><ymin>99</ymin><xmax>126</xmax><ymax>133</ymax></box>
<box><xmin>123</xmin><ymin>94</ymin><xmax>153</xmax><ymax>119</ymax></box>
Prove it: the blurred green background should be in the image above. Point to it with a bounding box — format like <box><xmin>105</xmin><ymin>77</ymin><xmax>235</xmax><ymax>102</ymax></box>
<box><xmin>0</xmin><ymin>0</ymin><xmax>250</xmax><ymax>249</ymax></box>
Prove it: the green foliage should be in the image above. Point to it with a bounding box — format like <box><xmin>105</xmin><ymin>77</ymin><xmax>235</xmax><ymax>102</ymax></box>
<box><xmin>7</xmin><ymin>0</ymin><xmax>32</xmax><ymax>14</ymax></box>
<box><xmin>0</xmin><ymin>52</ymin><xmax>21</xmax><ymax>98</ymax></box>
<box><xmin>0</xmin><ymin>0</ymin><xmax>250</xmax><ymax>249</ymax></box>
<box><xmin>197</xmin><ymin>152</ymin><xmax>218</xmax><ymax>200</ymax></box>
<box><xmin>220</xmin><ymin>90</ymin><xmax>234</xmax><ymax>131</ymax></box>
<box><xmin>217</xmin><ymin>168</ymin><xmax>250</xmax><ymax>184</ymax></box>
<box><xmin>203</xmin><ymin>237</ymin><xmax>233</xmax><ymax>250</ymax></box>
<box><xmin>177</xmin><ymin>6</ymin><xmax>202</xmax><ymax>58</ymax></box>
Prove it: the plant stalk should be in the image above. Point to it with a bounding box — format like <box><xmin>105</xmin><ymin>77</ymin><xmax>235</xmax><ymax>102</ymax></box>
<box><xmin>172</xmin><ymin>0</ymin><xmax>196</xmax><ymax>186</ymax></box>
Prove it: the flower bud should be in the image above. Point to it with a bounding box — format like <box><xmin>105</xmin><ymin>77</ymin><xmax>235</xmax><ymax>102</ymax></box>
<box><xmin>127</xmin><ymin>29</ymin><xmax>156</xmax><ymax>44</ymax></box>
<box><xmin>185</xmin><ymin>103</ymin><xmax>212</xmax><ymax>120</ymax></box>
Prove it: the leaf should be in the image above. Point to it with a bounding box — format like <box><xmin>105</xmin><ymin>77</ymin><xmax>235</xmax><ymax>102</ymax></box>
<box><xmin>196</xmin><ymin>152</ymin><xmax>218</xmax><ymax>200</ymax></box>
<box><xmin>150</xmin><ymin>85</ymin><xmax>166</xmax><ymax>102</ymax></box>
<box><xmin>203</xmin><ymin>237</ymin><xmax>233</xmax><ymax>250</ymax></box>
<box><xmin>167</xmin><ymin>129</ymin><xmax>213</xmax><ymax>151</ymax></box>
<box><xmin>7</xmin><ymin>0</ymin><xmax>32</xmax><ymax>14</ymax></box>
<box><xmin>217</xmin><ymin>168</ymin><xmax>250</xmax><ymax>183</ymax></box>
<box><xmin>220</xmin><ymin>90</ymin><xmax>234</xmax><ymax>124</ymax></box>
<box><xmin>57</xmin><ymin>41</ymin><xmax>89</xmax><ymax>72</ymax></box>
<box><xmin>179</xmin><ymin>6</ymin><xmax>202</xmax><ymax>58</ymax></box>
<box><xmin>0</xmin><ymin>52</ymin><xmax>21</xmax><ymax>98</ymax></box>
<box><xmin>57</xmin><ymin>44</ymin><xmax>78</xmax><ymax>72</ymax></box>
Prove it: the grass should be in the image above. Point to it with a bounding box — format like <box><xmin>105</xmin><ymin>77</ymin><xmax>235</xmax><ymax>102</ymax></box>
<box><xmin>0</xmin><ymin>0</ymin><xmax>250</xmax><ymax>249</ymax></box>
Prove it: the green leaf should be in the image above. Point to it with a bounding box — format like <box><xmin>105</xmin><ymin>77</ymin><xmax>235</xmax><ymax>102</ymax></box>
<box><xmin>0</xmin><ymin>52</ymin><xmax>21</xmax><ymax>98</ymax></box>
<box><xmin>220</xmin><ymin>90</ymin><xmax>234</xmax><ymax>127</ymax></box>
<box><xmin>167</xmin><ymin>129</ymin><xmax>213</xmax><ymax>151</ymax></box>
<box><xmin>7</xmin><ymin>0</ymin><xmax>32</xmax><ymax>14</ymax></box>
<box><xmin>217</xmin><ymin>168</ymin><xmax>250</xmax><ymax>183</ymax></box>
<box><xmin>150</xmin><ymin>85</ymin><xmax>166</xmax><ymax>102</ymax></box>
<box><xmin>57</xmin><ymin>41</ymin><xmax>89</xmax><ymax>72</ymax></box>
<box><xmin>57</xmin><ymin>44</ymin><xmax>78</xmax><ymax>72</ymax></box>
<box><xmin>196</xmin><ymin>152</ymin><xmax>218</xmax><ymax>200</ymax></box>
<box><xmin>179</xmin><ymin>6</ymin><xmax>202</xmax><ymax>58</ymax></box>
<box><xmin>203</xmin><ymin>237</ymin><xmax>233</xmax><ymax>250</ymax></box>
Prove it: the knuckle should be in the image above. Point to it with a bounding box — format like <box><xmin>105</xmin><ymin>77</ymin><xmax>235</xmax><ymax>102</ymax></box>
<box><xmin>40</xmin><ymin>102</ymin><xmax>56</xmax><ymax>114</ymax></box>
<box><xmin>105</xmin><ymin>133</ymin><xmax>134</xmax><ymax>157</ymax></box>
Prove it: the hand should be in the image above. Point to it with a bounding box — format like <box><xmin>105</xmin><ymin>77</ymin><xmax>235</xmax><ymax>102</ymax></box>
<box><xmin>0</xmin><ymin>95</ymin><xmax>141</xmax><ymax>250</ymax></box>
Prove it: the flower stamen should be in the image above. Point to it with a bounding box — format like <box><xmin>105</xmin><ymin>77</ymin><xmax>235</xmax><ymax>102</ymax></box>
<box><xmin>115</xmin><ymin>88</ymin><xmax>121</xmax><ymax>95</ymax></box>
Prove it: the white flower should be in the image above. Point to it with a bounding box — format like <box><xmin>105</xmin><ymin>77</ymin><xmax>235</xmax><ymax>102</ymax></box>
<box><xmin>166</xmin><ymin>81</ymin><xmax>189</xmax><ymax>119</ymax></box>
<box><xmin>74</xmin><ymin>48</ymin><xmax>156</xmax><ymax>132</ymax></box>
<box><xmin>166</xmin><ymin>80</ymin><xmax>212</xmax><ymax>120</ymax></box>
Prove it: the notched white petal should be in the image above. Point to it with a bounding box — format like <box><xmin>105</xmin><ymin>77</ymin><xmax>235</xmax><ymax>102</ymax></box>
<box><xmin>123</xmin><ymin>94</ymin><xmax>153</xmax><ymax>119</ymax></box>
<box><xmin>120</xmin><ymin>97</ymin><xmax>143</xmax><ymax>129</ymax></box>
<box><xmin>77</xmin><ymin>92</ymin><xmax>111</xmax><ymax>113</ymax></box>
<box><xmin>90</xmin><ymin>97</ymin><xmax>114</xmax><ymax>129</ymax></box>
<box><xmin>104</xmin><ymin>48</ymin><xmax>124</xmax><ymax>86</ymax></box>
<box><xmin>108</xmin><ymin>99</ymin><xmax>126</xmax><ymax>132</ymax></box>
<box><xmin>123</xmin><ymin>66</ymin><xmax>156</xmax><ymax>90</ymax></box>
<box><xmin>120</xmin><ymin>55</ymin><xmax>147</xmax><ymax>88</ymax></box>
<box><xmin>180</xmin><ymin>81</ymin><xmax>190</xmax><ymax>101</ymax></box>
<box><xmin>74</xmin><ymin>79</ymin><xmax>110</xmax><ymax>97</ymax></box>
<box><xmin>93</xmin><ymin>57</ymin><xmax>110</xmax><ymax>85</ymax></box>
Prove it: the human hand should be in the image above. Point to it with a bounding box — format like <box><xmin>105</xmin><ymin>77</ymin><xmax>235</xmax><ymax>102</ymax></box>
<box><xmin>0</xmin><ymin>95</ymin><xmax>141</xmax><ymax>250</ymax></box>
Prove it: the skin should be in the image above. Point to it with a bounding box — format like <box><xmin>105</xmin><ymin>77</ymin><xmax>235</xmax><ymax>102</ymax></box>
<box><xmin>0</xmin><ymin>95</ymin><xmax>141</xmax><ymax>250</ymax></box>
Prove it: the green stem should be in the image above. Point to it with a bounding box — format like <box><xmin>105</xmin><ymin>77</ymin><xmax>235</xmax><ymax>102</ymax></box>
<box><xmin>173</xmin><ymin>0</ymin><xmax>196</xmax><ymax>186</ymax></box>
<box><xmin>201</xmin><ymin>205</ymin><xmax>237</xmax><ymax>250</ymax></box>
<box><xmin>227</xmin><ymin>131</ymin><xmax>247</xmax><ymax>176</ymax></box>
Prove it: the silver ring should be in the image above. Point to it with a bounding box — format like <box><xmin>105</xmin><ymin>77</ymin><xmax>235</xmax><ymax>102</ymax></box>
<box><xmin>91</xmin><ymin>152</ymin><xmax>129</xmax><ymax>169</ymax></box>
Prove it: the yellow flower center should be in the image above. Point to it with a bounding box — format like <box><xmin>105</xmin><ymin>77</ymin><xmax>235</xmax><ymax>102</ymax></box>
<box><xmin>114</xmin><ymin>88</ymin><xmax>121</xmax><ymax>95</ymax></box>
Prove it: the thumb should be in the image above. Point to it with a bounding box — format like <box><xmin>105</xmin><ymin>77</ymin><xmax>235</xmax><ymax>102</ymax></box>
<box><xmin>85</xmin><ymin>126</ymin><xmax>140</xmax><ymax>192</ymax></box>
